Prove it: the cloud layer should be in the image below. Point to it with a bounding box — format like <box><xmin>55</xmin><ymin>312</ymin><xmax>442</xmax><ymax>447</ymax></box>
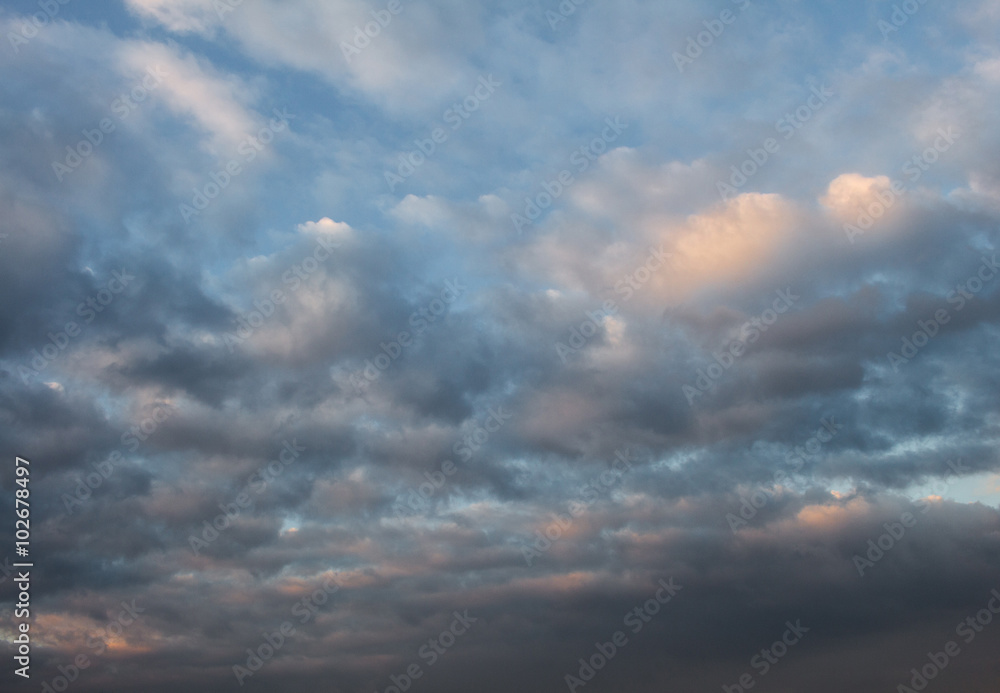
<box><xmin>1</xmin><ymin>1</ymin><xmax>1000</xmax><ymax>691</ymax></box>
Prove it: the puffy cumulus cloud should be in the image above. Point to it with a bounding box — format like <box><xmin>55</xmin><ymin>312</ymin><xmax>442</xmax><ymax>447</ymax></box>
<box><xmin>564</xmin><ymin>149</ymin><xmax>718</xmax><ymax>225</ymax></box>
<box><xmin>297</xmin><ymin>216</ymin><xmax>353</xmax><ymax>242</ymax></box>
<box><xmin>210</xmin><ymin>216</ymin><xmax>425</xmax><ymax>365</ymax></box>
<box><xmin>821</xmin><ymin>173</ymin><xmax>897</xmax><ymax>221</ymax></box>
<box><xmin>665</xmin><ymin>193</ymin><xmax>797</xmax><ymax>298</ymax></box>
<box><xmin>423</xmin><ymin>150</ymin><xmax>797</xmax><ymax>314</ymax></box>
<box><xmin>391</xmin><ymin>193</ymin><xmax>511</xmax><ymax>244</ymax></box>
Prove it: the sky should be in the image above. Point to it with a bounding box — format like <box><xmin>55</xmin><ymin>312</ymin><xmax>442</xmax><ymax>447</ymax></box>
<box><xmin>1</xmin><ymin>0</ymin><xmax>1000</xmax><ymax>691</ymax></box>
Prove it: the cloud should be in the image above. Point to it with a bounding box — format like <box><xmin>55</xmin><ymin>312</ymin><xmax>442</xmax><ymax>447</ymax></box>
<box><xmin>1</xmin><ymin>1</ymin><xmax>1000</xmax><ymax>691</ymax></box>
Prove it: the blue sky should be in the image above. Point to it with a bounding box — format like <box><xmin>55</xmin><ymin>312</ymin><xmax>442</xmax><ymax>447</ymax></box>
<box><xmin>1</xmin><ymin>1</ymin><xmax>1000</xmax><ymax>692</ymax></box>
